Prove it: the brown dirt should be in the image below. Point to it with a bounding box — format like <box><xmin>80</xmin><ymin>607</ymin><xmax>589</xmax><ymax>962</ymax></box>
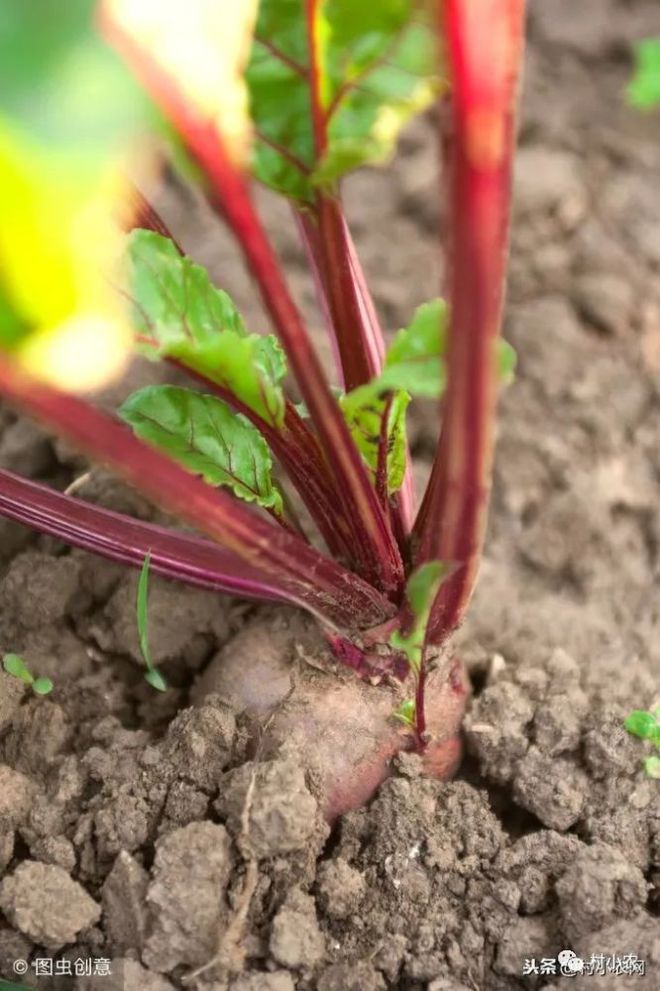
<box><xmin>2</xmin><ymin>1</ymin><xmax>660</xmax><ymax>988</ymax></box>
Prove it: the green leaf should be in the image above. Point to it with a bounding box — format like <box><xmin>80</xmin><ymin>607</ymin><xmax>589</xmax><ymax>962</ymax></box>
<box><xmin>144</xmin><ymin>668</ymin><xmax>168</xmax><ymax>693</ymax></box>
<box><xmin>393</xmin><ymin>697</ymin><xmax>416</xmax><ymax>727</ymax></box>
<box><xmin>247</xmin><ymin>0</ymin><xmax>439</xmax><ymax>202</ymax></box>
<box><xmin>137</xmin><ymin>553</ymin><xmax>153</xmax><ymax>670</ymax></box>
<box><xmin>2</xmin><ymin>653</ymin><xmax>33</xmax><ymax>685</ymax></box>
<box><xmin>381</xmin><ymin>299</ymin><xmax>447</xmax><ymax>398</ymax></box>
<box><xmin>383</xmin><ymin>392</ymin><xmax>410</xmax><ymax>494</ymax></box>
<box><xmin>135</xmin><ymin>555</ymin><xmax>168</xmax><ymax>692</ymax></box>
<box><xmin>362</xmin><ymin>298</ymin><xmax>514</xmax><ymax>400</ymax></box>
<box><xmin>336</xmin><ymin>299</ymin><xmax>445</xmax><ymax>478</ymax></box>
<box><xmin>628</xmin><ymin>38</ymin><xmax>660</xmax><ymax>110</ymax></box>
<box><xmin>32</xmin><ymin>677</ymin><xmax>54</xmax><ymax>696</ymax></box>
<box><xmin>120</xmin><ymin>385</ymin><xmax>284</xmax><ymax>516</ymax></box>
<box><xmin>643</xmin><ymin>755</ymin><xmax>660</xmax><ymax>779</ymax></box>
<box><xmin>624</xmin><ymin>710</ymin><xmax>658</xmax><ymax>741</ymax></box>
<box><xmin>340</xmin><ymin>299</ymin><xmax>447</xmax><ymax>410</ymax></box>
<box><xmin>2</xmin><ymin>653</ymin><xmax>54</xmax><ymax>694</ymax></box>
<box><xmin>499</xmin><ymin>339</ymin><xmax>517</xmax><ymax>383</ymax></box>
<box><xmin>0</xmin><ymin>278</ymin><xmax>27</xmax><ymax>349</ymax></box>
<box><xmin>340</xmin><ymin>388</ymin><xmax>410</xmax><ymax>495</ymax></box>
<box><xmin>390</xmin><ymin>561</ymin><xmax>447</xmax><ymax>673</ymax></box>
<box><xmin>314</xmin><ymin>12</ymin><xmax>438</xmax><ymax>187</ymax></box>
<box><xmin>126</xmin><ymin>231</ymin><xmax>286</xmax><ymax>426</ymax></box>
<box><xmin>405</xmin><ymin>560</ymin><xmax>447</xmax><ymax>618</ymax></box>
<box><xmin>174</xmin><ymin>333</ymin><xmax>286</xmax><ymax>428</ymax></box>
<box><xmin>127</xmin><ymin>231</ymin><xmax>247</xmax><ymax>343</ymax></box>
<box><xmin>337</xmin><ymin>294</ymin><xmax>515</xmax><ymax>498</ymax></box>
<box><xmin>0</xmin><ymin>0</ymin><xmax>150</xmax><ymax>158</ymax></box>
<box><xmin>0</xmin><ymin>2</ymin><xmax>157</xmax><ymax>394</ymax></box>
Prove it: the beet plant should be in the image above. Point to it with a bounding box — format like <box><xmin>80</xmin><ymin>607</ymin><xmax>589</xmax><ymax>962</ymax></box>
<box><xmin>0</xmin><ymin>0</ymin><xmax>525</xmax><ymax>818</ymax></box>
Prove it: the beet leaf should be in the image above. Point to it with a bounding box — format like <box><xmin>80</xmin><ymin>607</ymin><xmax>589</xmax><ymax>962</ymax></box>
<box><xmin>126</xmin><ymin>231</ymin><xmax>287</xmax><ymax>427</ymax></box>
<box><xmin>340</xmin><ymin>389</ymin><xmax>410</xmax><ymax>499</ymax></box>
<box><xmin>120</xmin><ymin>385</ymin><xmax>285</xmax><ymax>519</ymax></box>
<box><xmin>248</xmin><ymin>0</ymin><xmax>438</xmax><ymax>202</ymax></box>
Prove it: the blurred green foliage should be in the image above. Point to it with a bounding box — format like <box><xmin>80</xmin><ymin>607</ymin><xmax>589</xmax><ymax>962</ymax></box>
<box><xmin>1</xmin><ymin>0</ymin><xmax>148</xmax><ymax>163</ymax></box>
<box><xmin>0</xmin><ymin>0</ymin><xmax>151</xmax><ymax>388</ymax></box>
<box><xmin>628</xmin><ymin>38</ymin><xmax>660</xmax><ymax>109</ymax></box>
<box><xmin>247</xmin><ymin>0</ymin><xmax>439</xmax><ymax>201</ymax></box>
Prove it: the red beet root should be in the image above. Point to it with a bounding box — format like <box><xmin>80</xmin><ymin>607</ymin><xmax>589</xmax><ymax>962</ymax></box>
<box><xmin>194</xmin><ymin>614</ymin><xmax>469</xmax><ymax>821</ymax></box>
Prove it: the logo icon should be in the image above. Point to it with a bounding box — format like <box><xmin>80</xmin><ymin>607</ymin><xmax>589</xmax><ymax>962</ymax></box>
<box><xmin>558</xmin><ymin>949</ymin><xmax>584</xmax><ymax>976</ymax></box>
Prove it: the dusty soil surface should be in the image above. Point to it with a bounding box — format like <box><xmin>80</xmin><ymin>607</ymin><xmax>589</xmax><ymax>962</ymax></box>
<box><xmin>1</xmin><ymin>1</ymin><xmax>660</xmax><ymax>988</ymax></box>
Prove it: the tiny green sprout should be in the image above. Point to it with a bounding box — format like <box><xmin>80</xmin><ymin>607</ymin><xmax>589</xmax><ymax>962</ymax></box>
<box><xmin>394</xmin><ymin>698</ymin><xmax>416</xmax><ymax>728</ymax></box>
<box><xmin>624</xmin><ymin>709</ymin><xmax>658</xmax><ymax>741</ymax></box>
<box><xmin>2</xmin><ymin>653</ymin><xmax>53</xmax><ymax>696</ymax></box>
<box><xmin>643</xmin><ymin>756</ymin><xmax>660</xmax><ymax>779</ymax></box>
<box><xmin>144</xmin><ymin>667</ymin><xmax>168</xmax><ymax>692</ymax></box>
<box><xmin>137</xmin><ymin>553</ymin><xmax>168</xmax><ymax>693</ymax></box>
<box><xmin>389</xmin><ymin>561</ymin><xmax>448</xmax><ymax>736</ymax></box>
<box><xmin>624</xmin><ymin>706</ymin><xmax>660</xmax><ymax>776</ymax></box>
<box><xmin>3</xmin><ymin>653</ymin><xmax>31</xmax><ymax>683</ymax></box>
<box><xmin>628</xmin><ymin>38</ymin><xmax>660</xmax><ymax>110</ymax></box>
<box><xmin>391</xmin><ymin>561</ymin><xmax>448</xmax><ymax>673</ymax></box>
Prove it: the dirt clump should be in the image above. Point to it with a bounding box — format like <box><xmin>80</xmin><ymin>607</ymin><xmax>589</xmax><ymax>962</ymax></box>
<box><xmin>0</xmin><ymin>861</ymin><xmax>100</xmax><ymax>948</ymax></box>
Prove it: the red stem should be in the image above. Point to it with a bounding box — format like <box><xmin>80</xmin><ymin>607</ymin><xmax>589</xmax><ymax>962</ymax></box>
<box><xmin>278</xmin><ymin>402</ymin><xmax>355</xmax><ymax>558</ymax></box>
<box><xmin>343</xmin><ymin>216</ymin><xmax>387</xmax><ymax>375</ymax></box>
<box><xmin>415</xmin><ymin>0</ymin><xmax>525</xmax><ymax>644</ymax></box>
<box><xmin>304</xmin><ymin>0</ymin><xmax>417</xmax><ymax>551</ymax></box>
<box><xmin>226</xmin><ymin>197</ymin><xmax>403</xmax><ymax>595</ymax></box>
<box><xmin>295</xmin><ymin>209</ymin><xmax>345</xmax><ymax>385</ymax></box>
<box><xmin>375</xmin><ymin>392</ymin><xmax>395</xmax><ymax>507</ymax></box>
<box><xmin>102</xmin><ymin>18</ymin><xmax>405</xmax><ymax>597</ymax></box>
<box><xmin>301</xmin><ymin>0</ymin><xmax>414</xmax><ymax>537</ymax></box>
<box><xmin>299</xmin><ymin>205</ymin><xmax>415</xmax><ymax>543</ymax></box>
<box><xmin>315</xmin><ymin>195</ymin><xmax>382</xmax><ymax>393</ymax></box>
<box><xmin>0</xmin><ymin>357</ymin><xmax>393</xmax><ymax>631</ymax></box>
<box><xmin>0</xmin><ymin>468</ymin><xmax>286</xmax><ymax>603</ymax></box>
<box><xmin>303</xmin><ymin>0</ymin><xmax>384</xmax><ymax>393</ymax></box>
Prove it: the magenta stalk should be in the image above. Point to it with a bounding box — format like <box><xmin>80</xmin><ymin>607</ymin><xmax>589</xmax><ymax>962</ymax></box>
<box><xmin>415</xmin><ymin>0</ymin><xmax>526</xmax><ymax>644</ymax></box>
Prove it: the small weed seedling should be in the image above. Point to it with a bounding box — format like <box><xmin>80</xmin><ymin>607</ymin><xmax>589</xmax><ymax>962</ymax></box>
<box><xmin>624</xmin><ymin>707</ymin><xmax>660</xmax><ymax>779</ymax></box>
<box><xmin>2</xmin><ymin>653</ymin><xmax>53</xmax><ymax>696</ymax></box>
<box><xmin>0</xmin><ymin>1</ymin><xmax>526</xmax><ymax>816</ymax></box>
<box><xmin>628</xmin><ymin>38</ymin><xmax>660</xmax><ymax>109</ymax></box>
<box><xmin>137</xmin><ymin>554</ymin><xmax>168</xmax><ymax>693</ymax></box>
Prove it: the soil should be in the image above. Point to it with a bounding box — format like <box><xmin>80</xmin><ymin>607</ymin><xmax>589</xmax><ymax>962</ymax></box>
<box><xmin>1</xmin><ymin>1</ymin><xmax>660</xmax><ymax>989</ymax></box>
